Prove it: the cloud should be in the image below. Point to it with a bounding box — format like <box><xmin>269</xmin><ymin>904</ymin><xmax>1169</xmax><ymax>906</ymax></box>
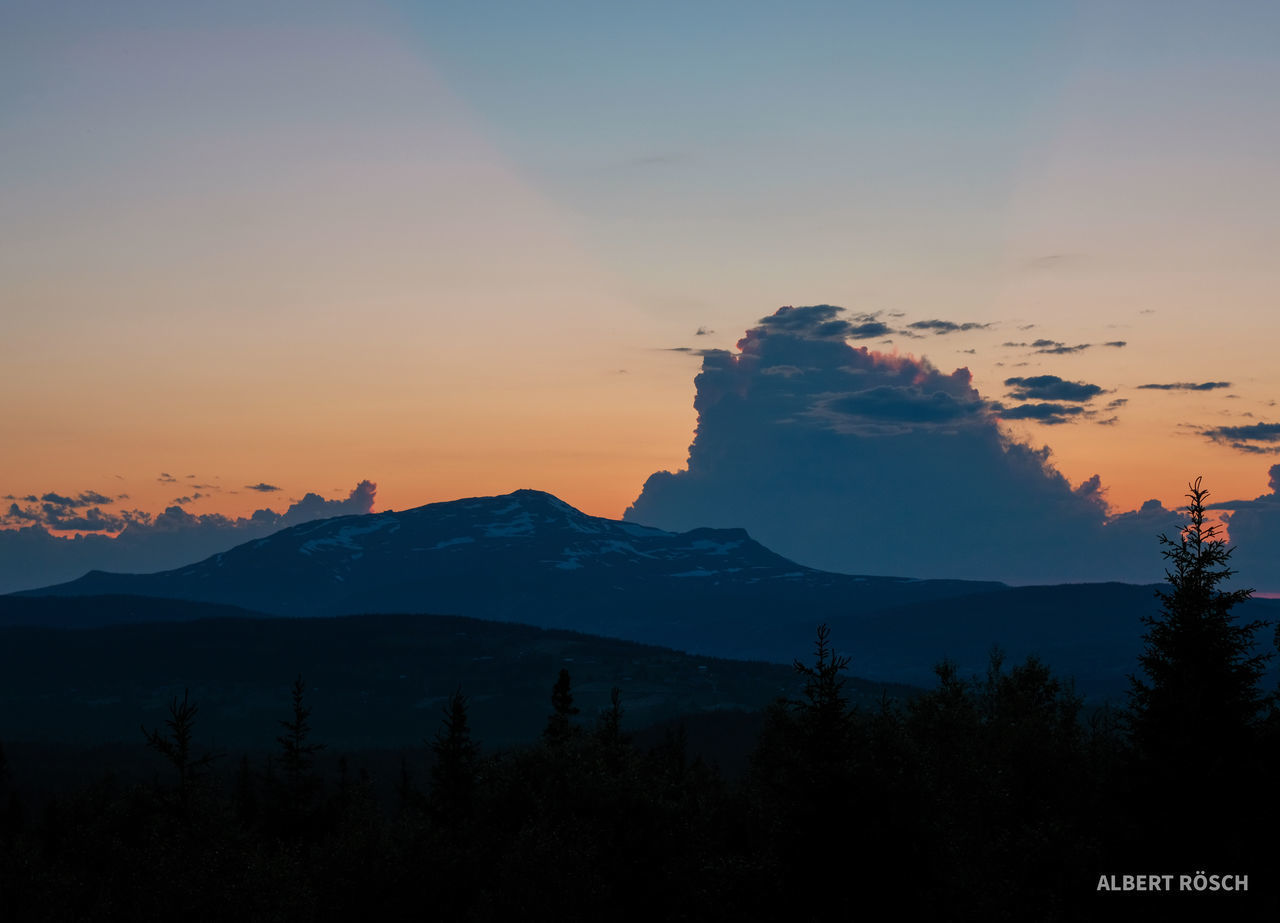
<box><xmin>1204</xmin><ymin>466</ymin><xmax>1280</xmax><ymax>590</ymax></box>
<box><xmin>4</xmin><ymin>498</ymin><xmax>130</xmax><ymax>532</ymax></box>
<box><xmin>906</xmin><ymin>319</ymin><xmax>991</xmax><ymax>334</ymax></box>
<box><xmin>5</xmin><ymin>503</ymin><xmax>42</xmax><ymax>524</ymax></box>
<box><xmin>819</xmin><ymin>385</ymin><xmax>988</xmax><ymax>430</ymax></box>
<box><xmin>754</xmin><ymin>305</ymin><xmax>901</xmax><ymax>343</ymax></box>
<box><xmin>278</xmin><ymin>479</ymin><xmax>377</xmax><ymax>527</ymax></box>
<box><xmin>848</xmin><ymin>320</ymin><xmax>893</xmax><ymax>339</ymax></box>
<box><xmin>157</xmin><ymin>473</ymin><xmax>177</xmax><ymax>483</ymax></box>
<box><xmin>1003</xmin><ymin>375</ymin><xmax>1105</xmax><ymax>403</ymax></box>
<box><xmin>695</xmin><ymin>326</ymin><xmax>714</xmax><ymax>336</ymax></box>
<box><xmin>624</xmin><ymin>305</ymin><xmax>1173</xmax><ymax>585</ymax></box>
<box><xmin>0</xmin><ymin>480</ymin><xmax>378</xmax><ymax>594</ymax></box>
<box><xmin>1002</xmin><ymin>339</ymin><xmax>1125</xmax><ymax>354</ymax></box>
<box><xmin>40</xmin><ymin>508</ymin><xmax>128</xmax><ymax>532</ymax></box>
<box><xmin>1138</xmin><ymin>381</ymin><xmax>1232</xmax><ymax>391</ymax></box>
<box><xmin>992</xmin><ymin>402</ymin><xmax>1087</xmax><ymax>425</ymax></box>
<box><xmin>1036</xmin><ymin>342</ymin><xmax>1091</xmax><ymax>355</ymax></box>
<box><xmin>245</xmin><ymin>482</ymin><xmax>282</xmax><ymax>492</ymax></box>
<box><xmin>1200</xmin><ymin>422</ymin><xmax>1280</xmax><ymax>454</ymax></box>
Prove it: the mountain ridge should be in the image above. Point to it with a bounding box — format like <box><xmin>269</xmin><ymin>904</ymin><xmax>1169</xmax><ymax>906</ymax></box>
<box><xmin>19</xmin><ymin>487</ymin><xmax>1269</xmax><ymax>699</ymax></box>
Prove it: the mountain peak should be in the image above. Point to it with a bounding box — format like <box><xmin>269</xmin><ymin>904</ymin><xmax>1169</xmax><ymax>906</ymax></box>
<box><xmin>505</xmin><ymin>488</ymin><xmax>587</xmax><ymax>516</ymax></box>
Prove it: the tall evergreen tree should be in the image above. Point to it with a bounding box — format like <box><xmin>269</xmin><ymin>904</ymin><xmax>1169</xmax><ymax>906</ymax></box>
<box><xmin>142</xmin><ymin>688</ymin><xmax>220</xmax><ymax>818</ymax></box>
<box><xmin>1128</xmin><ymin>477</ymin><xmax>1270</xmax><ymax>767</ymax></box>
<box><xmin>791</xmin><ymin>622</ymin><xmax>853</xmax><ymax>750</ymax></box>
<box><xmin>430</xmin><ymin>686</ymin><xmax>479</xmax><ymax>822</ymax></box>
<box><xmin>276</xmin><ymin>674</ymin><xmax>325</xmax><ymax>821</ymax></box>
<box><xmin>544</xmin><ymin>668</ymin><xmax>580</xmax><ymax>745</ymax></box>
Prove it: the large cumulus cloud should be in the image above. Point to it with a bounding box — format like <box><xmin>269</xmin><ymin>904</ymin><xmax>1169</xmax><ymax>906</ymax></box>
<box><xmin>1210</xmin><ymin>466</ymin><xmax>1280</xmax><ymax>589</ymax></box>
<box><xmin>625</xmin><ymin>306</ymin><xmax>1178</xmax><ymax>584</ymax></box>
<box><xmin>0</xmin><ymin>480</ymin><xmax>377</xmax><ymax>594</ymax></box>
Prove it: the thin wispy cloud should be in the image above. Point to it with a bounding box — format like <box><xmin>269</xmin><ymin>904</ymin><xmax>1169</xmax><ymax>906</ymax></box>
<box><xmin>1138</xmin><ymin>381</ymin><xmax>1231</xmax><ymax>391</ymax></box>
<box><xmin>906</xmin><ymin>319</ymin><xmax>992</xmax><ymax>335</ymax></box>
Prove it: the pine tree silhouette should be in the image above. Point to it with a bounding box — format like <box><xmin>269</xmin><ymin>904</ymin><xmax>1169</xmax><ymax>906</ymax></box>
<box><xmin>277</xmin><ymin>674</ymin><xmax>325</xmax><ymax>822</ymax></box>
<box><xmin>1129</xmin><ymin>478</ymin><xmax>1270</xmax><ymax>764</ymax></box>
<box><xmin>1127</xmin><ymin>478</ymin><xmax>1271</xmax><ymax>861</ymax></box>
<box><xmin>142</xmin><ymin>688</ymin><xmax>221</xmax><ymax>819</ymax></box>
<box><xmin>544</xmin><ymin>668</ymin><xmax>580</xmax><ymax>744</ymax></box>
<box><xmin>430</xmin><ymin>686</ymin><xmax>479</xmax><ymax>823</ymax></box>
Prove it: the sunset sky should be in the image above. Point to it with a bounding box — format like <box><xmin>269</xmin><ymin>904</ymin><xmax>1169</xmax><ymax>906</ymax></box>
<box><xmin>4</xmin><ymin>1</ymin><xmax>1280</xmax><ymax>584</ymax></box>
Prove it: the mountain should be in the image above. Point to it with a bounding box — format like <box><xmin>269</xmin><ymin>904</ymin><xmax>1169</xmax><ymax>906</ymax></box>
<box><xmin>17</xmin><ymin>488</ymin><xmax>1274</xmax><ymax>699</ymax></box>
<box><xmin>17</xmin><ymin>489</ymin><xmax>997</xmax><ymax>655</ymax></box>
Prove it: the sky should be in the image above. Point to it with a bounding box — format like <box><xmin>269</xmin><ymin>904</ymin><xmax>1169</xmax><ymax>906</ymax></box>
<box><xmin>3</xmin><ymin>1</ymin><xmax>1280</xmax><ymax>590</ymax></box>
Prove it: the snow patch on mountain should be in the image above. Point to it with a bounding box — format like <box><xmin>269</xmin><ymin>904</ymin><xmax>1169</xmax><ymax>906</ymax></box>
<box><xmin>483</xmin><ymin>512</ymin><xmax>535</xmax><ymax>537</ymax></box>
<box><xmin>428</xmin><ymin>537</ymin><xmax>476</xmax><ymax>550</ymax></box>
<box><xmin>298</xmin><ymin>518</ymin><xmax>399</xmax><ymax>555</ymax></box>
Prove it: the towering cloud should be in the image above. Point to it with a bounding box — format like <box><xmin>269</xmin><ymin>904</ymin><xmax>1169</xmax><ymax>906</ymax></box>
<box><xmin>1211</xmin><ymin>466</ymin><xmax>1280</xmax><ymax>587</ymax></box>
<box><xmin>625</xmin><ymin>306</ymin><xmax>1176</xmax><ymax>584</ymax></box>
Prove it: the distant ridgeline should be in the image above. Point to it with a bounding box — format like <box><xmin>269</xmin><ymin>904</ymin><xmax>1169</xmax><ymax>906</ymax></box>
<box><xmin>9</xmin><ymin>489</ymin><xmax>1280</xmax><ymax>699</ymax></box>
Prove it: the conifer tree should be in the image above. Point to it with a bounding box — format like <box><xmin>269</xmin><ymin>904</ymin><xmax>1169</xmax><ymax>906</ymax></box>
<box><xmin>792</xmin><ymin>623</ymin><xmax>855</xmax><ymax>755</ymax></box>
<box><xmin>142</xmin><ymin>688</ymin><xmax>221</xmax><ymax>818</ymax></box>
<box><xmin>1129</xmin><ymin>478</ymin><xmax>1270</xmax><ymax>769</ymax></box>
<box><xmin>430</xmin><ymin>686</ymin><xmax>479</xmax><ymax>821</ymax></box>
<box><xmin>544</xmin><ymin>668</ymin><xmax>580</xmax><ymax>744</ymax></box>
<box><xmin>277</xmin><ymin>674</ymin><xmax>325</xmax><ymax>818</ymax></box>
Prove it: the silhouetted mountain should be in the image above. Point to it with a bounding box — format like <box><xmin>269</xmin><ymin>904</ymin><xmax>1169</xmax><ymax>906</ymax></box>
<box><xmin>16</xmin><ymin>489</ymin><xmax>1000</xmax><ymax>662</ymax></box>
<box><xmin>16</xmin><ymin>489</ymin><xmax>1274</xmax><ymax>698</ymax></box>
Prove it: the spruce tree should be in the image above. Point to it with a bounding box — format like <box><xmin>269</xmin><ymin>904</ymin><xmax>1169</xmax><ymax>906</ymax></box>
<box><xmin>1129</xmin><ymin>477</ymin><xmax>1270</xmax><ymax>772</ymax></box>
<box><xmin>142</xmin><ymin>688</ymin><xmax>221</xmax><ymax>818</ymax></box>
<box><xmin>276</xmin><ymin>674</ymin><xmax>325</xmax><ymax>821</ymax></box>
<box><xmin>793</xmin><ymin>625</ymin><xmax>851</xmax><ymax>720</ymax></box>
<box><xmin>544</xmin><ymin>668</ymin><xmax>580</xmax><ymax>745</ymax></box>
<box><xmin>430</xmin><ymin>686</ymin><xmax>479</xmax><ymax>822</ymax></box>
